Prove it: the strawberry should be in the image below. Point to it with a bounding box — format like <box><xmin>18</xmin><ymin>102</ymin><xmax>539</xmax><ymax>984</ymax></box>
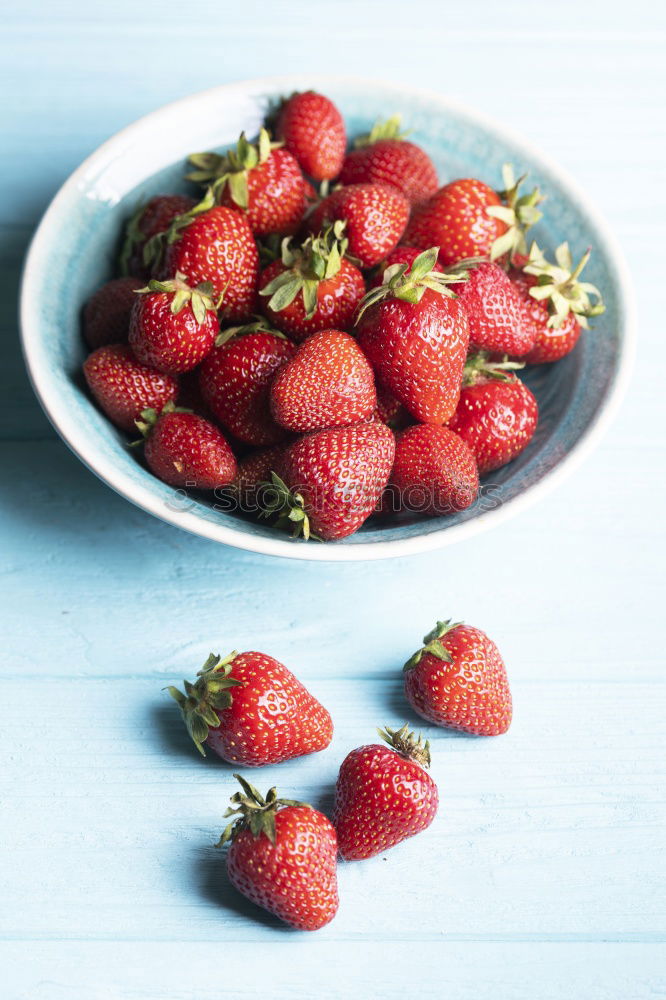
<box><xmin>217</xmin><ymin>776</ymin><xmax>338</xmax><ymax>931</ymax></box>
<box><xmin>119</xmin><ymin>194</ymin><xmax>196</xmax><ymax>279</ymax></box>
<box><xmin>374</xmin><ymin>386</ymin><xmax>411</xmax><ymax>430</ymax></box>
<box><xmin>258</xmin><ymin>222</ymin><xmax>366</xmax><ymax>341</ymax></box>
<box><xmin>161</xmin><ymin>195</ymin><xmax>259</xmax><ymax>322</ymax></box>
<box><xmin>270</xmin><ymin>329</ymin><xmax>376</xmax><ymax>433</ymax></box>
<box><xmin>307</xmin><ymin>182</ymin><xmax>409</xmax><ymax>269</ymax></box>
<box><xmin>82</xmin><ymin>276</ymin><xmax>143</xmax><ymax>350</ymax></box>
<box><xmin>83</xmin><ymin>344</ymin><xmax>178</xmax><ymax>432</ymax></box>
<box><xmin>339</xmin><ymin>115</ymin><xmax>438</xmax><ymax>206</ymax></box>
<box><xmin>356</xmin><ymin>248</ymin><xmax>470</xmax><ymax>424</ymax></box>
<box><xmin>403</xmin><ymin>619</ymin><xmax>512</xmax><ymax>735</ymax></box>
<box><xmin>264</xmin><ymin>421</ymin><xmax>395</xmax><ymax>541</ymax></box>
<box><xmin>511</xmin><ymin>242</ymin><xmax>605</xmax><ymax>363</ymax></box>
<box><xmin>167</xmin><ymin>650</ymin><xmax>332</xmax><ymax>764</ymax></box>
<box><xmin>369</xmin><ymin>245</ymin><xmax>442</xmax><ymax>289</ymax></box>
<box><xmin>448</xmin><ymin>352</ymin><xmax>538</xmax><ymax>475</ymax></box>
<box><xmin>450</xmin><ymin>259</ymin><xmax>536</xmax><ymax>357</ymax></box>
<box><xmin>187</xmin><ymin>129</ymin><xmax>305</xmax><ymax>237</ymax></box>
<box><xmin>135</xmin><ymin>405</ymin><xmax>237</xmax><ymax>490</ymax></box>
<box><xmin>232</xmin><ymin>445</ymin><xmax>284</xmax><ymax>511</ymax></box>
<box><xmin>388</xmin><ymin>424</ymin><xmax>479</xmax><ymax>515</ymax></box>
<box><xmin>333</xmin><ymin>725</ymin><xmax>438</xmax><ymax>861</ymax></box>
<box><xmin>199</xmin><ymin>324</ymin><xmax>296</xmax><ymax>445</ymax></box>
<box><xmin>274</xmin><ymin>90</ymin><xmax>346</xmax><ymax>182</ymax></box>
<box><xmin>403</xmin><ymin>167</ymin><xmax>544</xmax><ymax>269</ymax></box>
<box><xmin>128</xmin><ymin>274</ymin><xmax>219</xmax><ymax>374</ymax></box>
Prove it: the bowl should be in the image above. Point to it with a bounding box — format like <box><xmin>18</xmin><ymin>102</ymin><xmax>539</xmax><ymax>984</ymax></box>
<box><xmin>20</xmin><ymin>75</ymin><xmax>635</xmax><ymax>561</ymax></box>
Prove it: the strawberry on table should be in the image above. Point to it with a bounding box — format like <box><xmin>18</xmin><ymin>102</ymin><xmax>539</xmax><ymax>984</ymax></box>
<box><xmin>199</xmin><ymin>324</ymin><xmax>296</xmax><ymax>445</ymax></box>
<box><xmin>511</xmin><ymin>242</ymin><xmax>605</xmax><ymax>362</ymax></box>
<box><xmin>307</xmin><ymin>182</ymin><xmax>409</xmax><ymax>269</ymax></box>
<box><xmin>403</xmin><ymin>619</ymin><xmax>512</xmax><ymax>735</ymax></box>
<box><xmin>82</xmin><ymin>276</ymin><xmax>143</xmax><ymax>350</ymax></box>
<box><xmin>119</xmin><ymin>194</ymin><xmax>196</xmax><ymax>279</ymax></box>
<box><xmin>356</xmin><ymin>247</ymin><xmax>471</xmax><ymax>424</ymax></box>
<box><xmin>167</xmin><ymin>650</ymin><xmax>332</xmax><ymax>764</ymax></box>
<box><xmin>403</xmin><ymin>177</ymin><xmax>505</xmax><ymax>266</ymax></box>
<box><xmin>274</xmin><ymin>90</ymin><xmax>346</xmax><ymax>182</ymax></box>
<box><xmin>161</xmin><ymin>195</ymin><xmax>259</xmax><ymax>322</ymax></box>
<box><xmin>258</xmin><ymin>222</ymin><xmax>366</xmax><ymax>341</ymax></box>
<box><xmin>187</xmin><ymin>129</ymin><xmax>306</xmax><ymax>237</ymax></box>
<box><xmin>450</xmin><ymin>259</ymin><xmax>536</xmax><ymax>357</ymax></box>
<box><xmin>448</xmin><ymin>352</ymin><xmax>538</xmax><ymax>475</ymax></box>
<box><xmin>217</xmin><ymin>775</ymin><xmax>339</xmax><ymax>931</ymax></box>
<box><xmin>83</xmin><ymin>343</ymin><xmax>178</xmax><ymax>432</ymax></box>
<box><xmin>340</xmin><ymin>114</ymin><xmax>438</xmax><ymax>206</ymax></box>
<box><xmin>135</xmin><ymin>404</ymin><xmax>237</xmax><ymax>490</ymax></box>
<box><xmin>264</xmin><ymin>420</ymin><xmax>395</xmax><ymax>541</ymax></box>
<box><xmin>128</xmin><ymin>273</ymin><xmax>219</xmax><ymax>374</ymax></box>
<box><xmin>333</xmin><ymin>724</ymin><xmax>439</xmax><ymax>861</ymax></box>
<box><xmin>270</xmin><ymin>329</ymin><xmax>376</xmax><ymax>433</ymax></box>
<box><xmin>388</xmin><ymin>424</ymin><xmax>479</xmax><ymax>515</ymax></box>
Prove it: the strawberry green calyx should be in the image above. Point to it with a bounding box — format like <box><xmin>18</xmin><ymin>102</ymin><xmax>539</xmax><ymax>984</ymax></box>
<box><xmin>378</xmin><ymin>724</ymin><xmax>432</xmax><ymax>769</ymax></box>
<box><xmin>119</xmin><ymin>199</ymin><xmax>147</xmax><ymax>276</ymax></box>
<box><xmin>216</xmin><ymin>775</ymin><xmax>311</xmax><ymax>848</ymax></box>
<box><xmin>187</xmin><ymin>128</ymin><xmax>281</xmax><ymax>211</ymax></box>
<box><xmin>463</xmin><ymin>350</ymin><xmax>525</xmax><ymax>387</ymax></box>
<box><xmin>353</xmin><ymin>113</ymin><xmax>410</xmax><ymax>148</ymax></box>
<box><xmin>259</xmin><ymin>472</ymin><xmax>316</xmax><ymax>541</ymax></box>
<box><xmin>259</xmin><ymin>221</ymin><xmax>349</xmax><ymax>319</ymax></box>
<box><xmin>133</xmin><ymin>401</ymin><xmax>191</xmax><ymax>440</ymax></box>
<box><xmin>166</xmin><ymin>651</ymin><xmax>244</xmax><ymax>756</ymax></box>
<box><xmin>488</xmin><ymin>164</ymin><xmax>545</xmax><ymax>264</ymax></box>
<box><xmin>215</xmin><ymin>317</ymin><xmax>286</xmax><ymax>347</ymax></box>
<box><xmin>523</xmin><ymin>241</ymin><xmax>605</xmax><ymax>329</ymax></box>
<box><xmin>137</xmin><ymin>271</ymin><xmax>221</xmax><ymax>323</ymax></box>
<box><xmin>403</xmin><ymin>619</ymin><xmax>463</xmax><ymax>672</ymax></box>
<box><xmin>357</xmin><ymin>247</ymin><xmax>475</xmax><ymax>319</ymax></box>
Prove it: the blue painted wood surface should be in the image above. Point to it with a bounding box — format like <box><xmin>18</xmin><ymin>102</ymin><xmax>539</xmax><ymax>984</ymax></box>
<box><xmin>1</xmin><ymin>2</ymin><xmax>665</xmax><ymax>997</ymax></box>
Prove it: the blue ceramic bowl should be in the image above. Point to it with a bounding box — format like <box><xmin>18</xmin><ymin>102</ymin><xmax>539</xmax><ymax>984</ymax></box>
<box><xmin>20</xmin><ymin>76</ymin><xmax>635</xmax><ymax>560</ymax></box>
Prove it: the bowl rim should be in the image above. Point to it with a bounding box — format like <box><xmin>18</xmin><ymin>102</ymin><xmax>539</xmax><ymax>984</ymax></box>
<box><xmin>19</xmin><ymin>74</ymin><xmax>636</xmax><ymax>562</ymax></box>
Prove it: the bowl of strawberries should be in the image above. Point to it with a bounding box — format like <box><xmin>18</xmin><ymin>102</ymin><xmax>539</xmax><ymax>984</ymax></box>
<box><xmin>20</xmin><ymin>76</ymin><xmax>634</xmax><ymax>560</ymax></box>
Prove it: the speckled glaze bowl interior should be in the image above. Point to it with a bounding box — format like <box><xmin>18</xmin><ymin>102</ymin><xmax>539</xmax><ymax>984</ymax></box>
<box><xmin>20</xmin><ymin>76</ymin><xmax>635</xmax><ymax>560</ymax></box>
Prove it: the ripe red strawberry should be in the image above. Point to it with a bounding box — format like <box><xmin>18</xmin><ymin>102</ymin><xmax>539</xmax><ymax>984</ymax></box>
<box><xmin>403</xmin><ymin>619</ymin><xmax>512</xmax><ymax>735</ymax></box>
<box><xmin>217</xmin><ymin>776</ymin><xmax>338</xmax><ymax>931</ymax></box>
<box><xmin>307</xmin><ymin>182</ymin><xmax>409</xmax><ymax>269</ymax></box>
<box><xmin>259</xmin><ymin>222</ymin><xmax>366</xmax><ymax>341</ymax></box>
<box><xmin>274</xmin><ymin>90</ymin><xmax>346</xmax><ymax>181</ymax></box>
<box><xmin>187</xmin><ymin>129</ymin><xmax>305</xmax><ymax>237</ymax></box>
<box><xmin>135</xmin><ymin>405</ymin><xmax>237</xmax><ymax>490</ymax></box>
<box><xmin>356</xmin><ymin>248</ymin><xmax>470</xmax><ymax>424</ymax></box>
<box><xmin>333</xmin><ymin>725</ymin><xmax>438</xmax><ymax>861</ymax></box>
<box><xmin>339</xmin><ymin>115</ymin><xmax>438</xmax><ymax>206</ymax></box>
<box><xmin>83</xmin><ymin>344</ymin><xmax>178</xmax><ymax>432</ymax></box>
<box><xmin>82</xmin><ymin>276</ymin><xmax>143</xmax><ymax>350</ymax></box>
<box><xmin>450</xmin><ymin>260</ymin><xmax>536</xmax><ymax>357</ymax></box>
<box><xmin>162</xmin><ymin>198</ymin><xmax>259</xmax><ymax>322</ymax></box>
<box><xmin>403</xmin><ymin>178</ymin><xmax>507</xmax><ymax>267</ymax></box>
<box><xmin>265</xmin><ymin>421</ymin><xmax>395</xmax><ymax>540</ymax></box>
<box><xmin>389</xmin><ymin>424</ymin><xmax>479</xmax><ymax>515</ymax></box>
<box><xmin>369</xmin><ymin>245</ymin><xmax>442</xmax><ymax>289</ymax></box>
<box><xmin>448</xmin><ymin>352</ymin><xmax>538</xmax><ymax>475</ymax></box>
<box><xmin>271</xmin><ymin>329</ymin><xmax>376</xmax><ymax>433</ymax></box>
<box><xmin>511</xmin><ymin>242</ymin><xmax>605</xmax><ymax>363</ymax></box>
<box><xmin>199</xmin><ymin>326</ymin><xmax>296</xmax><ymax>445</ymax></box>
<box><xmin>128</xmin><ymin>274</ymin><xmax>219</xmax><ymax>374</ymax></box>
<box><xmin>167</xmin><ymin>650</ymin><xmax>333</xmax><ymax>764</ymax></box>
<box><xmin>119</xmin><ymin>194</ymin><xmax>196</xmax><ymax>279</ymax></box>
<box><xmin>374</xmin><ymin>386</ymin><xmax>411</xmax><ymax>429</ymax></box>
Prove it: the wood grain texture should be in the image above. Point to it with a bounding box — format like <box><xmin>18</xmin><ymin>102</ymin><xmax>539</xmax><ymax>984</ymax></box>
<box><xmin>2</xmin><ymin>1</ymin><xmax>666</xmax><ymax>997</ymax></box>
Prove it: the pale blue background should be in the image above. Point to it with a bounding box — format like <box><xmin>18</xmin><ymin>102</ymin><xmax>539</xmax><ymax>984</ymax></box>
<box><xmin>2</xmin><ymin>3</ymin><xmax>665</xmax><ymax>998</ymax></box>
